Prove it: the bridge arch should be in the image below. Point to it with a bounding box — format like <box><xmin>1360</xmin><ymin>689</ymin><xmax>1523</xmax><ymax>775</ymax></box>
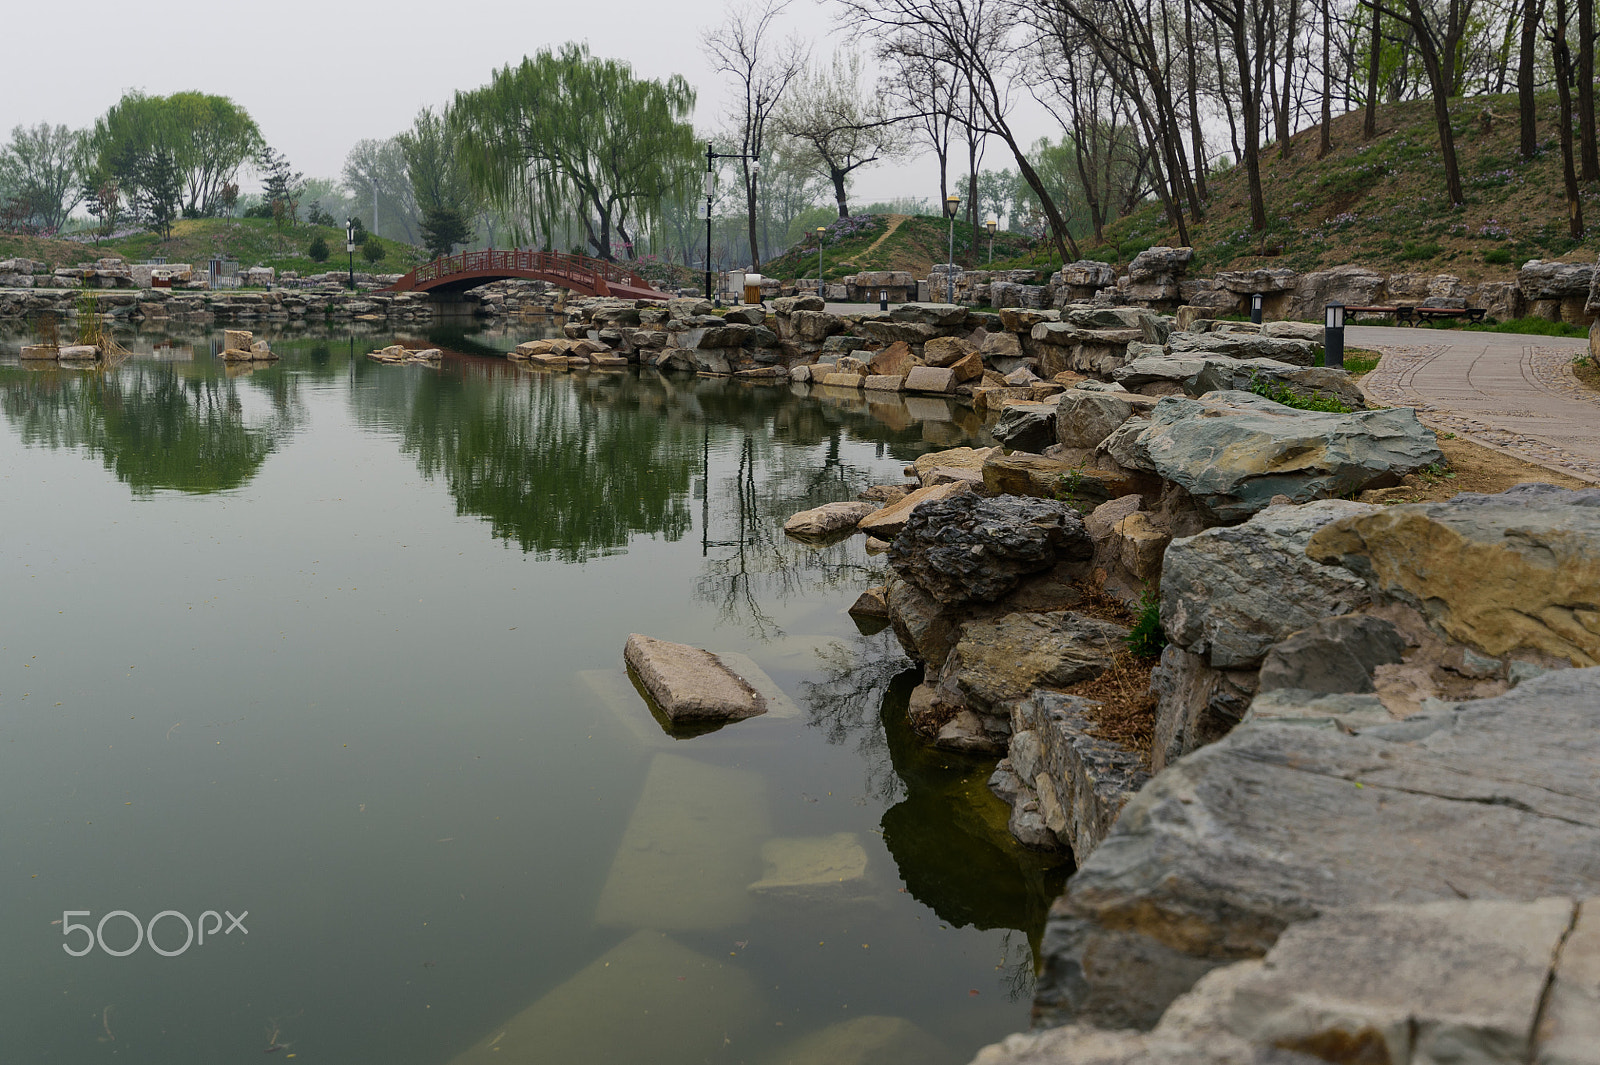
<box><xmin>382</xmin><ymin>250</ymin><xmax>673</xmax><ymax>301</ymax></box>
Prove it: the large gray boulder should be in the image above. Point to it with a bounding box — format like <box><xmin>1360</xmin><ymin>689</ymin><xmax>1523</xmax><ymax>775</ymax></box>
<box><xmin>1212</xmin><ymin>267</ymin><xmax>1298</xmax><ymax>294</ymax></box>
<box><xmin>888</xmin><ymin>302</ymin><xmax>968</xmax><ymax>326</ymax></box>
<box><xmin>1127</xmin><ymin>246</ymin><xmax>1193</xmax><ymax>281</ymax></box>
<box><xmin>1114</xmin><ymin>354</ymin><xmax>1365</xmax><ymax>410</ymax></box>
<box><xmin>1256</xmin><ymin>613</ymin><xmax>1407</xmax><ymax>694</ymax></box>
<box><xmin>1285</xmin><ymin>264</ymin><xmax>1387</xmax><ymax>319</ymax></box>
<box><xmin>889</xmin><ymin>494</ymin><xmax>1094</xmax><ymax>605</ymax></box>
<box><xmin>1127</xmin><ymin>391</ymin><xmax>1442</xmax><ymax>522</ymax></box>
<box><xmin>1034</xmin><ymin>667</ymin><xmax>1600</xmax><ymax>1031</ymax></box>
<box><xmin>1160</xmin><ymin>499</ymin><xmax>1376</xmax><ymax>669</ymax></box>
<box><xmin>947</xmin><ymin>612</ymin><xmax>1127</xmax><ymax>713</ymax></box>
<box><xmin>1519</xmin><ymin>259</ymin><xmax>1596</xmax><ymax>300</ymax></box>
<box><xmin>1055</xmin><ymin>390</ymin><xmax>1138</xmax><ymax>448</ymax></box>
<box><xmin>1167</xmin><ymin>330</ymin><xmax>1319</xmax><ymax>365</ymax></box>
<box><xmin>991</xmin><ymin>399</ymin><xmax>1060</xmax><ymax>452</ymax></box>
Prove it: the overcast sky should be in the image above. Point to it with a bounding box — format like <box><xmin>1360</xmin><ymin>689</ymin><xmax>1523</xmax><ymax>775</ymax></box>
<box><xmin>0</xmin><ymin>0</ymin><xmax>1042</xmax><ymax>211</ymax></box>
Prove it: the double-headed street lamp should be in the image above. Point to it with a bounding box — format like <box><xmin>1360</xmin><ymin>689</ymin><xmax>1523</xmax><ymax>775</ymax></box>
<box><xmin>704</xmin><ymin>142</ymin><xmax>759</xmax><ymax>304</ymax></box>
<box><xmin>943</xmin><ymin>193</ymin><xmax>961</xmax><ymax>303</ymax></box>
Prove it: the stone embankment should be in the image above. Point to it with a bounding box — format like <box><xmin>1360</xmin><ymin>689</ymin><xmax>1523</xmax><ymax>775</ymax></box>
<box><xmin>927</xmin><ymin>245</ymin><xmax>1600</xmax><ymax>326</ymax></box>
<box><xmin>709</xmin><ymin>291</ymin><xmax>1599</xmax><ymax>1063</ymax></box>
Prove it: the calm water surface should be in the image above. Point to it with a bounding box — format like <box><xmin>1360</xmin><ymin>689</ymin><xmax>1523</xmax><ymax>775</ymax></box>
<box><xmin>0</xmin><ymin>320</ymin><xmax>1067</xmax><ymax>1064</ymax></box>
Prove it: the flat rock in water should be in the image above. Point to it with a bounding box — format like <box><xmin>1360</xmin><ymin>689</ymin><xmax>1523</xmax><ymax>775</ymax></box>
<box><xmin>856</xmin><ymin>481</ymin><xmax>971</xmax><ymax>540</ymax></box>
<box><xmin>595</xmin><ymin>752</ymin><xmax>770</xmax><ymax>931</ymax></box>
<box><xmin>624</xmin><ymin>633</ymin><xmax>767</xmax><ymax>722</ymax></box>
<box><xmin>1033</xmin><ymin>667</ymin><xmax>1600</xmax><ymax>1030</ymax></box>
<box><xmin>747</xmin><ymin>832</ymin><xmax>870</xmax><ymax>900</ymax></box>
<box><xmin>447</xmin><ymin>929</ymin><xmax>765</xmax><ymax>1065</ymax></box>
<box><xmin>783</xmin><ymin>500</ymin><xmax>877</xmax><ymax>540</ymax></box>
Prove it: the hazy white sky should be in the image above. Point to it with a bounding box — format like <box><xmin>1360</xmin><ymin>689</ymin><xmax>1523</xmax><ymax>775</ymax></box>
<box><xmin>0</xmin><ymin>0</ymin><xmax>1029</xmax><ymax>210</ymax></box>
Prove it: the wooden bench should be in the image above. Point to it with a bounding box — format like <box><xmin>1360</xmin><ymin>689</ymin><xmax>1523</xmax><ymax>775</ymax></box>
<box><xmin>1345</xmin><ymin>305</ymin><xmax>1416</xmax><ymax>326</ymax></box>
<box><xmin>1413</xmin><ymin>306</ymin><xmax>1488</xmax><ymax>324</ymax></box>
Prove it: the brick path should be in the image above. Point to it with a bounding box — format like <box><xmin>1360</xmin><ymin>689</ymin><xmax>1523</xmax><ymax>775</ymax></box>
<box><xmin>1353</xmin><ymin>325</ymin><xmax>1600</xmax><ymax>483</ymax></box>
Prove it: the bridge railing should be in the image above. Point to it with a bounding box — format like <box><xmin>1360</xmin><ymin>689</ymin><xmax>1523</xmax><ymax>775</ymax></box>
<box><xmin>397</xmin><ymin>249</ymin><xmax>652</xmax><ymax>292</ymax></box>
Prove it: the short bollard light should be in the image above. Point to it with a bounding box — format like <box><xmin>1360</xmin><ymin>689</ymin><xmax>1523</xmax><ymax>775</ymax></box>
<box><xmin>1324</xmin><ymin>302</ymin><xmax>1346</xmax><ymax>370</ymax></box>
<box><xmin>1250</xmin><ymin>292</ymin><xmax>1263</xmax><ymax>325</ymax></box>
<box><xmin>879</xmin><ymin>289</ymin><xmax>888</xmax><ymax>311</ymax></box>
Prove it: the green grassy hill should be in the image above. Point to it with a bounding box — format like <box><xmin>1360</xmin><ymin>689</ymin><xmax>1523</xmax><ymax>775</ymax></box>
<box><xmin>0</xmin><ymin>218</ymin><xmax>421</xmax><ymax>277</ymax></box>
<box><xmin>762</xmin><ymin>213</ymin><xmax>1038</xmax><ymax>283</ymax></box>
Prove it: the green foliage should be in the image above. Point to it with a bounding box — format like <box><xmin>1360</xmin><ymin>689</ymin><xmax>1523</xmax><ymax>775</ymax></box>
<box><xmin>307</xmin><ymin>234</ymin><xmax>329</xmax><ymax>262</ymax></box>
<box><xmin>1341</xmin><ymin>352</ymin><xmax>1382</xmax><ymax>377</ymax></box>
<box><xmin>305</xmin><ymin>201</ymin><xmax>337</xmax><ymax>228</ymax></box>
<box><xmin>0</xmin><ymin>122</ymin><xmax>87</xmax><ymax>232</ymax></box>
<box><xmin>1399</xmin><ymin>241</ymin><xmax>1442</xmax><ymax>261</ymax></box>
<box><xmin>257</xmin><ymin>147</ymin><xmax>305</xmax><ymax>229</ymax></box>
<box><xmin>1483</xmin><ymin>247</ymin><xmax>1513</xmax><ymax>264</ymax></box>
<box><xmin>1249</xmin><ymin>373</ymin><xmax>1353</xmax><ymax>412</ymax></box>
<box><xmin>361</xmin><ymin>233</ymin><xmax>385</xmax><ymax>264</ymax></box>
<box><xmin>90</xmin><ymin>91</ymin><xmax>261</xmax><ymax>225</ymax></box>
<box><xmin>1125</xmin><ymin>589</ymin><xmax>1167</xmax><ymax>660</ymax></box>
<box><xmin>1461</xmin><ymin>316</ymin><xmax>1586</xmax><ymax>337</ymax></box>
<box><xmin>420</xmin><ymin>205</ymin><xmax>471</xmax><ymax>258</ymax></box>
<box><xmin>453</xmin><ymin>42</ymin><xmax>697</xmax><ymax>257</ymax></box>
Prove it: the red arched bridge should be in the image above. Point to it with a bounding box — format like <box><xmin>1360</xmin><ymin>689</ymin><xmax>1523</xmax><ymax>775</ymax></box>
<box><xmin>383</xmin><ymin>249</ymin><xmax>673</xmax><ymax>300</ymax></box>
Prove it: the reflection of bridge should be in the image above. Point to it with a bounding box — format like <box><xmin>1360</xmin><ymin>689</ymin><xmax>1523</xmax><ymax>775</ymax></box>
<box><xmin>382</xmin><ymin>249</ymin><xmax>673</xmax><ymax>300</ymax></box>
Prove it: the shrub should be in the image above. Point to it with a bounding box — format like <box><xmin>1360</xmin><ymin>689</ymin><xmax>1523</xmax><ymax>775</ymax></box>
<box><xmin>307</xmin><ymin>235</ymin><xmax>330</xmax><ymax>262</ymax></box>
<box><xmin>1126</xmin><ymin>589</ymin><xmax>1167</xmax><ymax>659</ymax></box>
<box><xmin>1483</xmin><ymin>248</ymin><xmax>1513</xmax><ymax>265</ymax></box>
<box><xmin>1399</xmin><ymin>241</ymin><xmax>1442</xmax><ymax>261</ymax></box>
<box><xmin>361</xmin><ymin>235</ymin><xmax>385</xmax><ymax>264</ymax></box>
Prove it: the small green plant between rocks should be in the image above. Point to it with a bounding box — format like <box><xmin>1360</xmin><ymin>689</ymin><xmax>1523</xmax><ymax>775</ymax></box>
<box><xmin>1248</xmin><ymin>372</ymin><xmax>1353</xmax><ymax>413</ymax></box>
<box><xmin>1126</xmin><ymin>588</ymin><xmax>1167</xmax><ymax>659</ymax></box>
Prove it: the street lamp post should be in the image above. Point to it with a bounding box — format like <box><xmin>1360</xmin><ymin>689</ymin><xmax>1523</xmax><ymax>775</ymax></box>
<box><xmin>816</xmin><ymin>226</ymin><xmax>826</xmax><ymax>305</ymax></box>
<box><xmin>943</xmin><ymin>193</ymin><xmax>961</xmax><ymax>304</ymax></box>
<box><xmin>703</xmin><ymin>142</ymin><xmax>759</xmax><ymax>305</ymax></box>
<box><xmin>345</xmin><ymin>218</ymin><xmax>356</xmax><ymax>291</ymax></box>
<box><xmin>985</xmin><ymin>218</ymin><xmax>997</xmax><ymax>265</ymax></box>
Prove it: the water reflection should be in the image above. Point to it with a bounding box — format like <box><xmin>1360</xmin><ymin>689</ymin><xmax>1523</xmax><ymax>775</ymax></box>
<box><xmin>0</xmin><ymin>359</ymin><xmax>301</xmax><ymax>495</ymax></box>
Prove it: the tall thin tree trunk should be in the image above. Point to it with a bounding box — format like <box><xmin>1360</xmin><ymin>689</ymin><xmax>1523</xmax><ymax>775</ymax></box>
<box><xmin>1365</xmin><ymin>4</ymin><xmax>1382</xmax><ymax>139</ymax></box>
<box><xmin>1279</xmin><ymin>0</ymin><xmax>1300</xmax><ymax>157</ymax></box>
<box><xmin>1320</xmin><ymin>0</ymin><xmax>1334</xmax><ymax>156</ymax></box>
<box><xmin>1580</xmin><ymin>0</ymin><xmax>1598</xmax><ymax>179</ymax></box>
<box><xmin>1185</xmin><ymin>0</ymin><xmax>1210</xmax><ymax>199</ymax></box>
<box><xmin>1520</xmin><ymin>0</ymin><xmax>1541</xmax><ymax>158</ymax></box>
<box><xmin>745</xmin><ymin>162</ymin><xmax>761</xmax><ymax>271</ymax></box>
<box><xmin>1554</xmin><ymin>0</ymin><xmax>1587</xmax><ymax>234</ymax></box>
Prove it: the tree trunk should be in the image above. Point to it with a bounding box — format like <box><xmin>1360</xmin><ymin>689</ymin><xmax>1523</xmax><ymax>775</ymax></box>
<box><xmin>745</xmin><ymin>160</ymin><xmax>761</xmax><ymax>271</ymax></box>
<box><xmin>1580</xmin><ymin>0</ymin><xmax>1598</xmax><ymax>179</ymax></box>
<box><xmin>1554</xmin><ymin>0</ymin><xmax>1586</xmax><ymax>235</ymax></box>
<box><xmin>1231</xmin><ymin>3</ymin><xmax>1270</xmax><ymax>230</ymax></box>
<box><xmin>831</xmin><ymin>168</ymin><xmax>849</xmax><ymax>218</ymax></box>
<box><xmin>1416</xmin><ymin>36</ymin><xmax>1467</xmax><ymax>205</ymax></box>
<box><xmin>1520</xmin><ymin>0</ymin><xmax>1541</xmax><ymax>157</ymax></box>
<box><xmin>1279</xmin><ymin>0</ymin><xmax>1300</xmax><ymax>157</ymax></box>
<box><xmin>1184</xmin><ymin>0</ymin><xmax>1210</xmax><ymax>199</ymax></box>
<box><xmin>1320</xmin><ymin>0</ymin><xmax>1334</xmax><ymax>157</ymax></box>
<box><xmin>1365</xmin><ymin>4</ymin><xmax>1382</xmax><ymax>139</ymax></box>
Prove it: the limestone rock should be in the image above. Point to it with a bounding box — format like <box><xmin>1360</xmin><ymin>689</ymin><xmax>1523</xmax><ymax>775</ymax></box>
<box><xmin>889</xmin><ymin>493</ymin><xmax>1094</xmax><ymax>605</ymax></box>
<box><xmin>849</xmin><ymin>586</ymin><xmax>890</xmax><ymax>619</ymax></box>
<box><xmin>1127</xmin><ymin>246</ymin><xmax>1193</xmax><ymax>281</ymax></box>
<box><xmin>1519</xmin><ymin>259</ymin><xmax>1596</xmax><ymax>300</ymax></box>
<box><xmin>903</xmin><ymin>365</ymin><xmax>957</xmax><ymax>394</ymax></box>
<box><xmin>1168</xmin><ymin>330</ymin><xmax>1318</xmax><ymax>365</ymax></box>
<box><xmin>623</xmin><ymin>634</ymin><xmax>767</xmax><ymax>723</ymax></box>
<box><xmin>889</xmin><ymin>302</ymin><xmax>967</xmax><ymax>326</ymax></box>
<box><xmin>923</xmin><ymin>335</ymin><xmax>975</xmax><ymax>367</ymax></box>
<box><xmin>783</xmin><ymin>500</ymin><xmax>878</xmax><ymax>540</ymax></box>
<box><xmin>869</xmin><ymin>341</ymin><xmax>919</xmax><ymax>376</ymax></box>
<box><xmin>864</xmin><ymin>374</ymin><xmax>904</xmax><ymax>391</ymax></box>
<box><xmin>1149</xmin><ymin>645</ymin><xmax>1255</xmax><ymax>771</ymax></box>
<box><xmin>948</xmin><ymin>612</ymin><xmax>1127</xmax><ymax>713</ymax></box>
<box><xmin>982</xmin><ymin>452</ymin><xmax>1138</xmax><ymax>503</ymax></box>
<box><xmin>911</xmin><ymin>446</ymin><xmax>995</xmax><ymax>483</ymax></box>
<box><xmin>1056</xmin><ymin>391</ymin><xmax>1136</xmax><ymax>449</ymax></box>
<box><xmin>949</xmin><ymin>349</ymin><xmax>985</xmax><ymax>383</ymax></box>
<box><xmin>1036</xmin><ymin>666</ymin><xmax>1600</xmax><ymax>1031</ymax></box>
<box><xmin>886</xmin><ymin>574</ymin><xmax>963</xmax><ymax>668</ymax></box>
<box><xmin>1128</xmin><ymin>391</ymin><xmax>1442</xmax><ymax>522</ymax></box>
<box><xmin>1307</xmin><ymin>482</ymin><xmax>1600</xmax><ymax>666</ymax></box>
<box><xmin>991</xmin><ymin>400</ymin><xmax>1059</xmax><ymax>452</ymax></box>
<box><xmin>1213</xmin><ymin>267</ymin><xmax>1298</xmax><ymax>294</ymax></box>
<box><xmin>858</xmin><ymin>481</ymin><xmax>972</xmax><ymax>540</ymax></box>
<box><xmin>1161</xmin><ymin>499</ymin><xmax>1376</xmax><ymax>668</ymax></box>
<box><xmin>1011</xmin><ymin>691</ymin><xmax>1148</xmax><ymax>862</ymax></box>
<box><xmin>1257</xmin><ymin>614</ymin><xmax>1407</xmax><ymax>694</ymax></box>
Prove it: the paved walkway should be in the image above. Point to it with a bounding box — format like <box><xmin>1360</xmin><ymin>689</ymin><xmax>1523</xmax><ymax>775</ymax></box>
<box><xmin>1352</xmin><ymin>325</ymin><xmax>1600</xmax><ymax>483</ymax></box>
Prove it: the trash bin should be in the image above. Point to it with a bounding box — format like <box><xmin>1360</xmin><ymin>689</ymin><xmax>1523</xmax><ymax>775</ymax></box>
<box><xmin>743</xmin><ymin>273</ymin><xmax>764</xmax><ymax>306</ymax></box>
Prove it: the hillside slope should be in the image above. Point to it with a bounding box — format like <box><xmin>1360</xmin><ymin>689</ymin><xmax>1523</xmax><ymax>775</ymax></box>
<box><xmin>1099</xmin><ymin>90</ymin><xmax>1600</xmax><ymax>281</ymax></box>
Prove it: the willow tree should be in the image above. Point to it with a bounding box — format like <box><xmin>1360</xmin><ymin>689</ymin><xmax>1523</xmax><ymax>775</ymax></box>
<box><xmin>452</xmin><ymin>43</ymin><xmax>698</xmax><ymax>259</ymax></box>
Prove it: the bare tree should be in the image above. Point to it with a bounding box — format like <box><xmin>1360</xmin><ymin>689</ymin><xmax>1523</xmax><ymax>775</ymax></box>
<box><xmin>1363</xmin><ymin>0</ymin><xmax>1478</xmax><ymax>205</ymax></box>
<box><xmin>1548</xmin><ymin>0</ymin><xmax>1585</xmax><ymax>235</ymax></box>
<box><xmin>847</xmin><ymin>0</ymin><xmax>1089</xmax><ymax>260</ymax></box>
<box><xmin>703</xmin><ymin>0</ymin><xmax>809</xmax><ymax>269</ymax></box>
<box><xmin>775</xmin><ymin>49</ymin><xmax>909</xmax><ymax>218</ymax></box>
<box><xmin>882</xmin><ymin>48</ymin><xmax>960</xmax><ymax>204</ymax></box>
<box><xmin>1518</xmin><ymin>0</ymin><xmax>1542</xmax><ymax>158</ymax></box>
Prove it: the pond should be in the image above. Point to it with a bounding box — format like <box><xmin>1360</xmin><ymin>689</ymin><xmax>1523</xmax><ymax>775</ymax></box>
<box><xmin>0</xmin><ymin>320</ymin><xmax>1068</xmax><ymax>1064</ymax></box>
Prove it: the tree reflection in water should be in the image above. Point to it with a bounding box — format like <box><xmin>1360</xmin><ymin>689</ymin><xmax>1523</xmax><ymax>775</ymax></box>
<box><xmin>0</xmin><ymin>358</ymin><xmax>301</xmax><ymax>495</ymax></box>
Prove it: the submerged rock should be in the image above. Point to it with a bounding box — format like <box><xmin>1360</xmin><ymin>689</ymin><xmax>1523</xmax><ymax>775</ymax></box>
<box><xmin>747</xmin><ymin>832</ymin><xmax>870</xmax><ymax>900</ymax></box>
